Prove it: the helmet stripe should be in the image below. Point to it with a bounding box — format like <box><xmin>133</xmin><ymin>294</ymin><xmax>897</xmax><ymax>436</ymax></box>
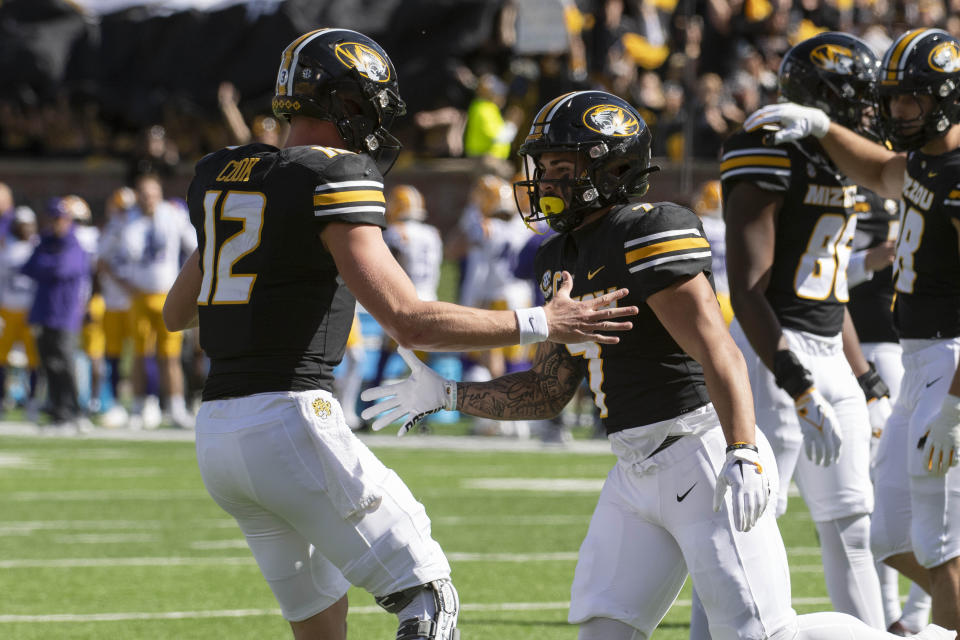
<box><xmin>528</xmin><ymin>92</ymin><xmax>574</xmax><ymax>136</ymax></box>
<box><xmin>542</xmin><ymin>91</ymin><xmax>591</xmax><ymax>136</ymax></box>
<box><xmin>285</xmin><ymin>28</ymin><xmax>350</xmax><ymax>96</ymax></box>
<box><xmin>884</xmin><ymin>28</ymin><xmax>936</xmax><ymax>84</ymax></box>
<box><xmin>884</xmin><ymin>29</ymin><xmax>924</xmax><ymax>83</ymax></box>
<box><xmin>278</xmin><ymin>29</ymin><xmax>326</xmax><ymax>95</ymax></box>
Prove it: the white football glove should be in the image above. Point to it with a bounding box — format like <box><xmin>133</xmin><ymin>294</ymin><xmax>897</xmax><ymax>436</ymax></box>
<box><xmin>794</xmin><ymin>388</ymin><xmax>842</xmax><ymax>466</ymax></box>
<box><xmin>743</xmin><ymin>102</ymin><xmax>831</xmax><ymax>146</ymax></box>
<box><xmin>360</xmin><ymin>347</ymin><xmax>456</xmax><ymax>436</ymax></box>
<box><xmin>919</xmin><ymin>394</ymin><xmax>960</xmax><ymax>476</ymax></box>
<box><xmin>867</xmin><ymin>396</ymin><xmax>892</xmax><ymax>442</ymax></box>
<box><xmin>713</xmin><ymin>445</ymin><xmax>771</xmax><ymax>532</ymax></box>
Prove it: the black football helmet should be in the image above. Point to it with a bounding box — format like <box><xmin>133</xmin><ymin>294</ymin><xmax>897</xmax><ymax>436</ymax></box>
<box><xmin>779</xmin><ymin>32</ymin><xmax>881</xmax><ymax>140</ymax></box>
<box><xmin>878</xmin><ymin>28</ymin><xmax>960</xmax><ymax>151</ymax></box>
<box><xmin>515</xmin><ymin>91</ymin><xmax>658</xmax><ymax>234</ymax></box>
<box><xmin>272</xmin><ymin>28</ymin><xmax>407</xmax><ymax>173</ymax></box>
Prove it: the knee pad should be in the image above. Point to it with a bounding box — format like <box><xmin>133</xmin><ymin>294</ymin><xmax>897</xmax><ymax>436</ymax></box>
<box><xmin>376</xmin><ymin>579</ymin><xmax>460</xmax><ymax>640</ymax></box>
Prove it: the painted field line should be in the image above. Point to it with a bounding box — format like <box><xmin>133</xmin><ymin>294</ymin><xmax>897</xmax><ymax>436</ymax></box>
<box><xmin>0</xmin><ymin>519</ymin><xmax>234</xmax><ymax>535</ymax></box>
<box><xmin>6</xmin><ymin>489</ymin><xmax>209</xmax><ymax>501</ymax></box>
<box><xmin>0</xmin><ymin>557</ymin><xmax>257</xmax><ymax>569</ymax></box>
<box><xmin>52</xmin><ymin>534</ymin><xmax>157</xmax><ymax>544</ymax></box>
<box><xmin>461</xmin><ymin>478</ymin><xmax>604</xmax><ymax>492</ymax></box>
<box><xmin>433</xmin><ymin>515</ymin><xmax>590</xmax><ymax>525</ymax></box>
<box><xmin>0</xmin><ymin>552</ymin><xmax>827</xmax><ymax>574</ymax></box>
<box><xmin>0</xmin><ymin>597</ymin><xmax>837</xmax><ymax>623</ymax></box>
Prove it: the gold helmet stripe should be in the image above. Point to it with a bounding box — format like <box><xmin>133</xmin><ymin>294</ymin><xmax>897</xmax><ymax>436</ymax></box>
<box><xmin>541</xmin><ymin>91</ymin><xmax>592</xmax><ymax>137</ymax></box>
<box><xmin>883</xmin><ymin>28</ymin><xmax>931</xmax><ymax>84</ymax></box>
<box><xmin>278</xmin><ymin>28</ymin><xmax>360</xmax><ymax>96</ymax></box>
<box><xmin>278</xmin><ymin>29</ymin><xmax>326</xmax><ymax>96</ymax></box>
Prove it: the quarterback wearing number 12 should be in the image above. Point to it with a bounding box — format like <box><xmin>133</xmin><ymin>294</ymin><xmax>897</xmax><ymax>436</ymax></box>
<box><xmin>163</xmin><ymin>28</ymin><xmax>636</xmax><ymax>640</ymax></box>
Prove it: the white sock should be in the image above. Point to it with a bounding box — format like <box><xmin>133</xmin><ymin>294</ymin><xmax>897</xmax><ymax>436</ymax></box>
<box><xmin>876</xmin><ymin>559</ymin><xmax>903</xmax><ymax>627</ymax></box>
<box><xmin>170</xmin><ymin>395</ymin><xmax>187</xmax><ymax>413</ymax></box>
<box><xmin>899</xmin><ymin>581</ymin><xmax>932</xmax><ymax>632</ymax></box>
<box><xmin>689</xmin><ymin>587</ymin><xmax>711</xmax><ymax>640</ymax></box>
<box><xmin>815</xmin><ymin>515</ymin><xmax>885</xmax><ymax>629</ymax></box>
<box><xmin>795</xmin><ymin>611</ymin><xmax>930</xmax><ymax>640</ymax></box>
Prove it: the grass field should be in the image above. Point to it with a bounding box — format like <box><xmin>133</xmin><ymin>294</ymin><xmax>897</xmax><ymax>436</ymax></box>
<box><xmin>0</xmin><ymin>428</ymin><xmax>844</xmax><ymax>639</ymax></box>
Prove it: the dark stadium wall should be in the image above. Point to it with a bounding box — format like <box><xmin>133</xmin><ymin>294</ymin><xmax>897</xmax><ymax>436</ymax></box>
<box><xmin>0</xmin><ymin>158</ymin><xmax>720</xmax><ymax>233</ymax></box>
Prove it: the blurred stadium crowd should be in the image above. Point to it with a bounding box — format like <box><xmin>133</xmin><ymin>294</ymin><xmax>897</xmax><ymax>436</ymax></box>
<box><xmin>3</xmin><ymin>0</ymin><xmax>959</xmax><ymax>164</ymax></box>
<box><xmin>0</xmin><ymin>0</ymin><xmax>957</xmax><ymax>436</ymax></box>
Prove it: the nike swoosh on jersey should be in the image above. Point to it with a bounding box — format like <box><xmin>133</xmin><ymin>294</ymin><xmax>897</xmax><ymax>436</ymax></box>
<box><xmin>676</xmin><ymin>482</ymin><xmax>696</xmax><ymax>502</ymax></box>
<box><xmin>587</xmin><ymin>266</ymin><xmax>605</xmax><ymax>280</ymax></box>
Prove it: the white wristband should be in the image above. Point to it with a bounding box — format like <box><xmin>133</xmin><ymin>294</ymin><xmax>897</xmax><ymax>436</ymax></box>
<box><xmin>941</xmin><ymin>393</ymin><xmax>960</xmax><ymax>421</ymax></box>
<box><xmin>442</xmin><ymin>380</ymin><xmax>457</xmax><ymax>411</ymax></box>
<box><xmin>515</xmin><ymin>306</ymin><xmax>549</xmax><ymax>344</ymax></box>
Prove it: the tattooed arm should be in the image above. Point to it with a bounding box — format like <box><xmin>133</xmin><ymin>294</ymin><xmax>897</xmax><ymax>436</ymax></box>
<box><xmin>456</xmin><ymin>342</ymin><xmax>586</xmax><ymax>420</ymax></box>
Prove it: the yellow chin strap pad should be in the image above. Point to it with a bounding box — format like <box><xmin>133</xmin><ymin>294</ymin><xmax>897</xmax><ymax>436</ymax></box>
<box><xmin>539</xmin><ymin>196</ymin><xmax>566</xmax><ymax>216</ymax></box>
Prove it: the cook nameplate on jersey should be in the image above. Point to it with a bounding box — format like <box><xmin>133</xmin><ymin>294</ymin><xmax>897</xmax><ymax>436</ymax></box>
<box><xmin>187</xmin><ymin>143</ymin><xmax>387</xmax><ymax>400</ymax></box>
<box><xmin>892</xmin><ymin>149</ymin><xmax>960</xmax><ymax>339</ymax></box>
<box><xmin>534</xmin><ymin>202</ymin><xmax>712</xmax><ymax>435</ymax></box>
<box><xmin>721</xmin><ymin>131</ymin><xmax>857</xmax><ymax>337</ymax></box>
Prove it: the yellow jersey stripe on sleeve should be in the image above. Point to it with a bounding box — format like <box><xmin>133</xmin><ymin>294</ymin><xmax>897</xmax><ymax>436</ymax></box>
<box><xmin>625</xmin><ymin>237</ymin><xmax>710</xmax><ymax>264</ymax></box>
<box><xmin>719</xmin><ymin>155</ymin><xmax>791</xmax><ymax>172</ymax></box>
<box><xmin>314</xmin><ymin>190</ymin><xmax>386</xmax><ymax>206</ymax></box>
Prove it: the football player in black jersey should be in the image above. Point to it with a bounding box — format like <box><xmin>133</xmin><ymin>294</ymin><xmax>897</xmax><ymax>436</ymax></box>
<box><xmin>161</xmin><ymin>29</ymin><xmax>638</xmax><ymax>640</ymax></box>
<box><xmin>721</xmin><ymin>32</ymin><xmax>888</xmax><ymax>630</ymax></box>
<box><xmin>848</xmin><ymin>188</ymin><xmax>933</xmax><ymax>634</ymax></box>
<box><xmin>361</xmin><ymin>90</ymin><xmax>954</xmax><ymax>640</ymax></box>
<box><xmin>745</xmin><ymin>26</ymin><xmax>960</xmax><ymax>636</ymax></box>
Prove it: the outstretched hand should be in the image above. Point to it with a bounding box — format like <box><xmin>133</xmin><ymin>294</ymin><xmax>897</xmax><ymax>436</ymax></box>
<box><xmin>360</xmin><ymin>348</ymin><xmax>456</xmax><ymax>436</ymax></box>
<box><xmin>743</xmin><ymin>103</ymin><xmax>831</xmax><ymax>146</ymax></box>
<box><xmin>545</xmin><ymin>271</ymin><xmax>637</xmax><ymax>345</ymax></box>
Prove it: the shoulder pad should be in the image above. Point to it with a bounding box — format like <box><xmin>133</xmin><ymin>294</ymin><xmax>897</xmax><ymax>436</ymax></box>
<box><xmin>721</xmin><ymin>128</ymin><xmax>791</xmax><ymax>191</ymax></box>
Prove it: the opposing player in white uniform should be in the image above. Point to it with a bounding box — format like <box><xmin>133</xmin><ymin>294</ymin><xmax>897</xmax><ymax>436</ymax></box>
<box><xmin>368</xmin><ymin>185</ymin><xmax>444</xmax><ymax>399</ymax></box>
<box><xmin>744</xmin><ymin>26</ymin><xmax>960</xmax><ymax>635</ymax></box>
<box><xmin>383</xmin><ymin>185</ymin><xmax>442</xmax><ymax>302</ymax></box>
<box><xmin>0</xmin><ymin>206</ymin><xmax>38</xmax><ymax>411</ymax></box>
<box><xmin>362</xmin><ymin>89</ymin><xmax>954</xmax><ymax>640</ymax></box>
<box><xmin>721</xmin><ymin>33</ymin><xmax>885</xmax><ymax>627</ymax></box>
<box><xmin>97</xmin><ymin>187</ymin><xmax>138</xmax><ymax>428</ymax></box>
<box><xmin>124</xmin><ymin>174</ymin><xmax>197</xmax><ymax>429</ymax></box>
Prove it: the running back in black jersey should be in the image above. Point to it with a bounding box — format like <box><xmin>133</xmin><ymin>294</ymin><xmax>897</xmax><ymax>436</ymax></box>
<box><xmin>186</xmin><ymin>143</ymin><xmax>387</xmax><ymax>400</ymax></box>
<box><xmin>721</xmin><ymin>129</ymin><xmax>857</xmax><ymax>337</ymax></box>
<box><xmin>534</xmin><ymin>202</ymin><xmax>712</xmax><ymax>435</ymax></box>
<box><xmin>892</xmin><ymin>148</ymin><xmax>960</xmax><ymax>338</ymax></box>
<box><xmin>848</xmin><ymin>189</ymin><xmax>900</xmax><ymax>344</ymax></box>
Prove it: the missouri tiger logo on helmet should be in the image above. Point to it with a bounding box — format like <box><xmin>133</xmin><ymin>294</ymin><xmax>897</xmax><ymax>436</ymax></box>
<box><xmin>335</xmin><ymin>42</ymin><xmax>391</xmax><ymax>82</ymax></box>
<box><xmin>809</xmin><ymin>44</ymin><xmax>856</xmax><ymax>75</ymax></box>
<box><xmin>583</xmin><ymin>105</ymin><xmax>640</xmax><ymax>137</ymax></box>
<box><xmin>929</xmin><ymin>41</ymin><xmax>960</xmax><ymax>74</ymax></box>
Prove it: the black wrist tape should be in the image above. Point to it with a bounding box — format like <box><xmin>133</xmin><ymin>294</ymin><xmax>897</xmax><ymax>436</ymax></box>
<box><xmin>857</xmin><ymin>363</ymin><xmax>890</xmax><ymax>401</ymax></box>
<box><xmin>773</xmin><ymin>349</ymin><xmax>814</xmax><ymax>399</ymax></box>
